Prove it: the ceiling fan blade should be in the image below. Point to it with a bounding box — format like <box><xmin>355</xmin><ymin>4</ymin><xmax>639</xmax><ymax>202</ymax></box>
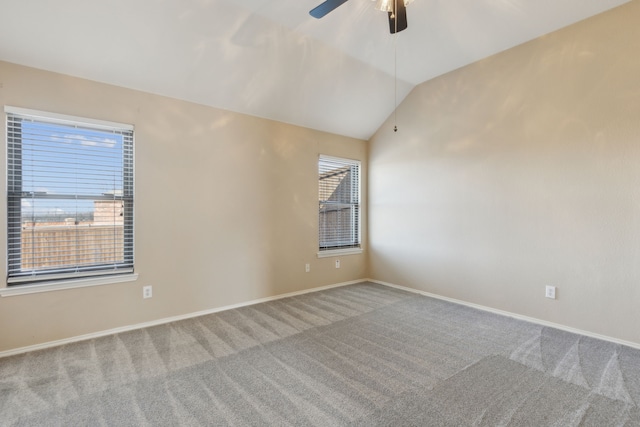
<box><xmin>388</xmin><ymin>0</ymin><xmax>407</xmax><ymax>33</ymax></box>
<box><xmin>309</xmin><ymin>0</ymin><xmax>349</xmax><ymax>19</ymax></box>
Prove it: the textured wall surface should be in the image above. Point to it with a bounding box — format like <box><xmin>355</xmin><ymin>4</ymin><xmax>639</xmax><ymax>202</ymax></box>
<box><xmin>368</xmin><ymin>2</ymin><xmax>640</xmax><ymax>345</ymax></box>
<box><xmin>0</xmin><ymin>61</ymin><xmax>367</xmax><ymax>352</ymax></box>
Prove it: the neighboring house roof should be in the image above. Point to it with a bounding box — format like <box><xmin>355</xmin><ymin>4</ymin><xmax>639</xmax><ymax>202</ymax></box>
<box><xmin>319</xmin><ymin>166</ymin><xmax>351</xmax><ymax>209</ymax></box>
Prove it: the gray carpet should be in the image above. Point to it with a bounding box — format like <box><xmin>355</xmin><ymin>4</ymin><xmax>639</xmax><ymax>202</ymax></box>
<box><xmin>1</xmin><ymin>282</ymin><xmax>639</xmax><ymax>426</ymax></box>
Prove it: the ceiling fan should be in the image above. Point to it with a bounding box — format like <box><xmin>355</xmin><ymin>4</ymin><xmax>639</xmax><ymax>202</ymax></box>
<box><xmin>309</xmin><ymin>0</ymin><xmax>412</xmax><ymax>34</ymax></box>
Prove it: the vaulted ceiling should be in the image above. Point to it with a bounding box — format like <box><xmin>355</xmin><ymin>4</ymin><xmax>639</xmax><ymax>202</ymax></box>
<box><xmin>0</xmin><ymin>0</ymin><xmax>630</xmax><ymax>139</ymax></box>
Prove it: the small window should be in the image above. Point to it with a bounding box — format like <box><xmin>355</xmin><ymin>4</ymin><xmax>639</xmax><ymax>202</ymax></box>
<box><xmin>318</xmin><ymin>155</ymin><xmax>360</xmax><ymax>252</ymax></box>
<box><xmin>6</xmin><ymin>107</ymin><xmax>134</xmax><ymax>285</ymax></box>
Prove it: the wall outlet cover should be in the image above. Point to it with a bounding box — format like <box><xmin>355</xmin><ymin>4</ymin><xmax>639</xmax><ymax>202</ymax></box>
<box><xmin>143</xmin><ymin>285</ymin><xmax>153</xmax><ymax>299</ymax></box>
<box><xmin>545</xmin><ymin>286</ymin><xmax>556</xmax><ymax>299</ymax></box>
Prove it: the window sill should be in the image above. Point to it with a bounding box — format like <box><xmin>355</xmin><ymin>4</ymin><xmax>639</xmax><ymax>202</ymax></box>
<box><xmin>317</xmin><ymin>248</ymin><xmax>363</xmax><ymax>258</ymax></box>
<box><xmin>0</xmin><ymin>273</ymin><xmax>139</xmax><ymax>297</ymax></box>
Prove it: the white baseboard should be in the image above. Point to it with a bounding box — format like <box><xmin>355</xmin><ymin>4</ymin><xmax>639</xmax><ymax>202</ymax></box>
<box><xmin>0</xmin><ymin>279</ymin><xmax>365</xmax><ymax>359</ymax></box>
<box><xmin>368</xmin><ymin>278</ymin><xmax>640</xmax><ymax>351</ymax></box>
<box><xmin>6</xmin><ymin>277</ymin><xmax>637</xmax><ymax>358</ymax></box>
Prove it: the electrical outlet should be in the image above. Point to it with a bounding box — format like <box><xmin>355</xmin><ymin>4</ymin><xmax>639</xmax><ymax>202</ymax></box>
<box><xmin>305</xmin><ymin>263</ymin><xmax>310</xmax><ymax>273</ymax></box>
<box><xmin>545</xmin><ymin>286</ymin><xmax>556</xmax><ymax>299</ymax></box>
<box><xmin>143</xmin><ymin>285</ymin><xmax>153</xmax><ymax>299</ymax></box>
<box><xmin>335</xmin><ymin>259</ymin><xmax>340</xmax><ymax>269</ymax></box>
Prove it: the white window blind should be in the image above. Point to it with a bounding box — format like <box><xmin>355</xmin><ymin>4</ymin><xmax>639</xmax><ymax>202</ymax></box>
<box><xmin>6</xmin><ymin>108</ymin><xmax>134</xmax><ymax>285</ymax></box>
<box><xmin>318</xmin><ymin>155</ymin><xmax>360</xmax><ymax>251</ymax></box>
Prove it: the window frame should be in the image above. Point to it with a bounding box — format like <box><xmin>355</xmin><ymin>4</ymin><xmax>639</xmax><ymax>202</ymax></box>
<box><xmin>5</xmin><ymin>106</ymin><xmax>135</xmax><ymax>288</ymax></box>
<box><xmin>317</xmin><ymin>154</ymin><xmax>362</xmax><ymax>257</ymax></box>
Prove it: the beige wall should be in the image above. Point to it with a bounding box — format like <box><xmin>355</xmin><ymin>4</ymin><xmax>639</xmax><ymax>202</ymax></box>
<box><xmin>0</xmin><ymin>61</ymin><xmax>367</xmax><ymax>352</ymax></box>
<box><xmin>369</xmin><ymin>2</ymin><xmax>640</xmax><ymax>345</ymax></box>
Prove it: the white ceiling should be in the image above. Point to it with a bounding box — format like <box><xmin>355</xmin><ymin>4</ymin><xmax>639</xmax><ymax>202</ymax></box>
<box><xmin>0</xmin><ymin>0</ymin><xmax>630</xmax><ymax>140</ymax></box>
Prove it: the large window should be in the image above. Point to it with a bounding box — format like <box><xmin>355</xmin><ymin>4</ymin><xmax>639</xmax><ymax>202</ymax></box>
<box><xmin>6</xmin><ymin>107</ymin><xmax>134</xmax><ymax>285</ymax></box>
<box><xmin>318</xmin><ymin>155</ymin><xmax>360</xmax><ymax>253</ymax></box>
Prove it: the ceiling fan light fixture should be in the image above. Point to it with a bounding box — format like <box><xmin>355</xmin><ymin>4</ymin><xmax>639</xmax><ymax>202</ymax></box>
<box><xmin>310</xmin><ymin>0</ymin><xmax>409</xmax><ymax>34</ymax></box>
<box><xmin>373</xmin><ymin>0</ymin><xmax>413</xmax><ymax>13</ymax></box>
<box><xmin>374</xmin><ymin>0</ymin><xmax>391</xmax><ymax>13</ymax></box>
